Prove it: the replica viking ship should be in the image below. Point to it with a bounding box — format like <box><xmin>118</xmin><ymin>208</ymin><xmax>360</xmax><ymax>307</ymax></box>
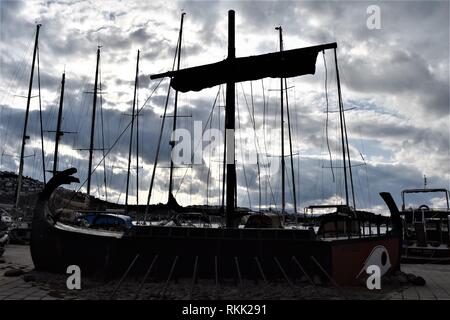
<box><xmin>30</xmin><ymin>10</ymin><xmax>402</xmax><ymax>285</ymax></box>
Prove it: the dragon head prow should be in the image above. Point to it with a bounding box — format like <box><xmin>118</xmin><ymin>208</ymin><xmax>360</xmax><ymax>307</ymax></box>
<box><xmin>41</xmin><ymin>167</ymin><xmax>80</xmax><ymax>200</ymax></box>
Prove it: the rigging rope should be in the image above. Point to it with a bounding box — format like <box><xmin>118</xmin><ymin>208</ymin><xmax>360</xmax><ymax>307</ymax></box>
<box><xmin>0</xmin><ymin>34</ymin><xmax>34</xmax><ymax>106</ymax></box>
<box><xmin>342</xmin><ymin>102</ymin><xmax>356</xmax><ymax>209</ymax></box>
<box><xmin>323</xmin><ymin>51</ymin><xmax>335</xmax><ymax>183</ymax></box>
<box><xmin>261</xmin><ymin>79</ymin><xmax>269</xmax><ymax>208</ymax></box>
<box><xmin>175</xmin><ymin>87</ymin><xmax>221</xmax><ymax>197</ymax></box>
<box><xmin>217</xmin><ymin>85</ymin><xmax>222</xmax><ymax>206</ymax></box>
<box><xmin>236</xmin><ymin>89</ymin><xmax>252</xmax><ymax>208</ymax></box>
<box><xmin>0</xmin><ymin>37</ymin><xmax>34</xmax><ymax>160</ymax></box>
<box><xmin>239</xmin><ymin>83</ymin><xmax>278</xmax><ymax>212</ymax></box>
<box><xmin>220</xmin><ymin>85</ymin><xmax>226</xmax><ymax>209</ymax></box>
<box><xmin>143</xmin><ymin>31</ymin><xmax>182</xmax><ymax>221</ymax></box>
<box><xmin>206</xmin><ymin>108</ymin><xmax>212</xmax><ymax>206</ymax></box>
<box><xmin>284</xmin><ymin>78</ymin><xmax>297</xmax><ymax>214</ymax></box>
<box><xmin>136</xmin><ymin>67</ymin><xmax>140</xmax><ymax>211</ymax></box>
<box><xmin>37</xmin><ymin>45</ymin><xmax>47</xmax><ymax>185</ymax></box>
<box><xmin>358</xmin><ymin>125</ymin><xmax>372</xmax><ymax>208</ymax></box>
<box><xmin>250</xmin><ymin>82</ymin><xmax>262</xmax><ymax>211</ymax></box>
<box><xmin>142</xmin><ymin>77</ymin><xmax>171</xmax><ymax>220</ymax></box>
<box><xmin>68</xmin><ymin>77</ymin><xmax>164</xmax><ymax>197</ymax></box>
<box><xmin>99</xmin><ymin>68</ymin><xmax>108</xmax><ymax>202</ymax></box>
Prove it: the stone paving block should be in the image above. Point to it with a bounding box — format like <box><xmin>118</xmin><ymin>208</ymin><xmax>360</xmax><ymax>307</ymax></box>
<box><xmin>419</xmin><ymin>296</ymin><xmax>437</xmax><ymax>300</ymax></box>
<box><xmin>415</xmin><ymin>288</ymin><xmax>437</xmax><ymax>299</ymax></box>
<box><xmin>402</xmin><ymin>290</ymin><xmax>419</xmax><ymax>299</ymax></box>
<box><xmin>8</xmin><ymin>294</ymin><xmax>29</xmax><ymax>300</ymax></box>
<box><xmin>29</xmin><ymin>294</ymin><xmax>49</xmax><ymax>300</ymax></box>
<box><xmin>435</xmin><ymin>294</ymin><xmax>450</xmax><ymax>300</ymax></box>
<box><xmin>1</xmin><ymin>288</ymin><xmax>22</xmax><ymax>296</ymax></box>
<box><xmin>0</xmin><ymin>284</ymin><xmax>17</xmax><ymax>292</ymax></box>
<box><xmin>25</xmin><ymin>288</ymin><xmax>46</xmax><ymax>295</ymax></box>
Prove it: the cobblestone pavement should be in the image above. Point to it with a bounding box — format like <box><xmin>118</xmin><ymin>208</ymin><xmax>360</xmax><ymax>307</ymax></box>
<box><xmin>1</xmin><ymin>245</ymin><xmax>449</xmax><ymax>300</ymax></box>
<box><xmin>387</xmin><ymin>264</ymin><xmax>450</xmax><ymax>300</ymax></box>
<box><xmin>0</xmin><ymin>245</ymin><xmax>56</xmax><ymax>300</ymax></box>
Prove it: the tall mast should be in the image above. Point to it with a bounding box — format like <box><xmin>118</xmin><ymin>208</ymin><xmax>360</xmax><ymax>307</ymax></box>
<box><xmin>15</xmin><ymin>24</ymin><xmax>41</xmax><ymax>209</ymax></box>
<box><xmin>168</xmin><ymin>12</ymin><xmax>185</xmax><ymax>204</ymax></box>
<box><xmin>99</xmin><ymin>73</ymin><xmax>108</xmax><ymax>202</ymax></box>
<box><xmin>136</xmin><ymin>63</ymin><xmax>140</xmax><ymax>217</ymax></box>
<box><xmin>333</xmin><ymin>48</ymin><xmax>349</xmax><ymax>206</ymax></box>
<box><xmin>285</xmin><ymin>78</ymin><xmax>297</xmax><ymax>214</ymax></box>
<box><xmin>342</xmin><ymin>104</ymin><xmax>356</xmax><ymax>208</ymax></box>
<box><xmin>225</xmin><ymin>10</ymin><xmax>236</xmax><ymax>228</ymax></box>
<box><xmin>221</xmin><ymin>89</ymin><xmax>227</xmax><ymax>213</ymax></box>
<box><xmin>144</xmin><ymin>87</ymin><xmax>170</xmax><ymax>221</ymax></box>
<box><xmin>250</xmin><ymin>83</ymin><xmax>262</xmax><ymax>211</ymax></box>
<box><xmin>276</xmin><ymin>26</ymin><xmax>286</xmax><ymax>217</ymax></box>
<box><xmin>150</xmin><ymin>14</ymin><xmax>339</xmax><ymax>221</ymax></box>
<box><xmin>125</xmin><ymin>50</ymin><xmax>140</xmax><ymax>212</ymax></box>
<box><xmin>87</xmin><ymin>47</ymin><xmax>101</xmax><ymax>197</ymax></box>
<box><xmin>53</xmin><ymin>72</ymin><xmax>65</xmax><ymax>175</ymax></box>
<box><xmin>37</xmin><ymin>46</ymin><xmax>46</xmax><ymax>185</ymax></box>
<box><xmin>144</xmin><ymin>20</ymin><xmax>184</xmax><ymax>220</ymax></box>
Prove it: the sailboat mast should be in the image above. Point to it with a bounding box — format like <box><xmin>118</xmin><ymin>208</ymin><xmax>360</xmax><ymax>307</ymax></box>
<box><xmin>333</xmin><ymin>48</ymin><xmax>349</xmax><ymax>206</ymax></box>
<box><xmin>37</xmin><ymin>47</ymin><xmax>46</xmax><ymax>185</ymax></box>
<box><xmin>136</xmin><ymin>66</ymin><xmax>140</xmax><ymax>216</ymax></box>
<box><xmin>221</xmin><ymin>94</ymin><xmax>227</xmax><ymax>212</ymax></box>
<box><xmin>250</xmin><ymin>83</ymin><xmax>262</xmax><ymax>211</ymax></box>
<box><xmin>285</xmin><ymin>78</ymin><xmax>297</xmax><ymax>214</ymax></box>
<box><xmin>225</xmin><ymin>10</ymin><xmax>236</xmax><ymax>228</ymax></box>
<box><xmin>276</xmin><ymin>26</ymin><xmax>286</xmax><ymax>216</ymax></box>
<box><xmin>87</xmin><ymin>47</ymin><xmax>101</xmax><ymax>197</ymax></box>
<box><xmin>99</xmin><ymin>75</ymin><xmax>108</xmax><ymax>202</ymax></box>
<box><xmin>150</xmin><ymin>13</ymin><xmax>339</xmax><ymax>221</ymax></box>
<box><xmin>53</xmin><ymin>72</ymin><xmax>65</xmax><ymax>175</ymax></box>
<box><xmin>342</xmin><ymin>106</ymin><xmax>356</xmax><ymax>208</ymax></box>
<box><xmin>15</xmin><ymin>24</ymin><xmax>41</xmax><ymax>209</ymax></box>
<box><xmin>144</xmin><ymin>24</ymin><xmax>185</xmax><ymax>219</ymax></box>
<box><xmin>125</xmin><ymin>50</ymin><xmax>140</xmax><ymax>212</ymax></box>
<box><xmin>168</xmin><ymin>12</ymin><xmax>185</xmax><ymax>203</ymax></box>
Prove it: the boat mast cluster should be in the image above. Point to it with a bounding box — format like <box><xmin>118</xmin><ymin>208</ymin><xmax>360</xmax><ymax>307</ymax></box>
<box><xmin>15</xmin><ymin>11</ymin><xmax>355</xmax><ymax>224</ymax></box>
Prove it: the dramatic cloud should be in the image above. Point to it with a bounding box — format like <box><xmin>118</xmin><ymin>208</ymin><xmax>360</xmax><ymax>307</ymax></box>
<box><xmin>0</xmin><ymin>0</ymin><xmax>448</xmax><ymax>213</ymax></box>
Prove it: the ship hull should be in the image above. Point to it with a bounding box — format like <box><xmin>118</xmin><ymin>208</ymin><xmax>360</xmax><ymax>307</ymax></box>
<box><xmin>32</xmin><ymin>206</ymin><xmax>400</xmax><ymax>285</ymax></box>
<box><xmin>31</xmin><ymin>169</ymin><xmax>400</xmax><ymax>286</ymax></box>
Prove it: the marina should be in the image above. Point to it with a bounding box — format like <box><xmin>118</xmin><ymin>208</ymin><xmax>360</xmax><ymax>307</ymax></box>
<box><xmin>0</xmin><ymin>0</ymin><xmax>449</xmax><ymax>303</ymax></box>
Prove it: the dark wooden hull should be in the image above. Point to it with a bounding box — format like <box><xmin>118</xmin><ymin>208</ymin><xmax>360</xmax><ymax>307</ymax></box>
<box><xmin>32</xmin><ymin>220</ymin><xmax>400</xmax><ymax>285</ymax></box>
<box><xmin>330</xmin><ymin>237</ymin><xmax>400</xmax><ymax>284</ymax></box>
<box><xmin>30</xmin><ymin>169</ymin><xmax>401</xmax><ymax>285</ymax></box>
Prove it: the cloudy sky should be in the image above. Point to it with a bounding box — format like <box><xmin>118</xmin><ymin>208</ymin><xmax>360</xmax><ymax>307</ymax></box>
<box><xmin>0</xmin><ymin>0</ymin><xmax>449</xmax><ymax>214</ymax></box>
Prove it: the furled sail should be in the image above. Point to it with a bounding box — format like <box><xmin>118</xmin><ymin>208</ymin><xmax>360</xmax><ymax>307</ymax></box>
<box><xmin>151</xmin><ymin>42</ymin><xmax>337</xmax><ymax>92</ymax></box>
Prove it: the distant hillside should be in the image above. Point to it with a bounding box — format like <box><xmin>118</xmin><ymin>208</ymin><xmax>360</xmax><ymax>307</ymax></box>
<box><xmin>0</xmin><ymin>171</ymin><xmax>44</xmax><ymax>206</ymax></box>
<box><xmin>0</xmin><ymin>171</ymin><xmax>251</xmax><ymax>221</ymax></box>
<box><xmin>0</xmin><ymin>171</ymin><xmax>116</xmax><ymax>218</ymax></box>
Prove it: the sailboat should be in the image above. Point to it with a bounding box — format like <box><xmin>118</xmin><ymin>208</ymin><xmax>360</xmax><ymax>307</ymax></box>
<box><xmin>8</xmin><ymin>24</ymin><xmax>43</xmax><ymax>245</ymax></box>
<box><xmin>30</xmin><ymin>10</ymin><xmax>402</xmax><ymax>285</ymax></box>
<box><xmin>391</xmin><ymin>182</ymin><xmax>450</xmax><ymax>263</ymax></box>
